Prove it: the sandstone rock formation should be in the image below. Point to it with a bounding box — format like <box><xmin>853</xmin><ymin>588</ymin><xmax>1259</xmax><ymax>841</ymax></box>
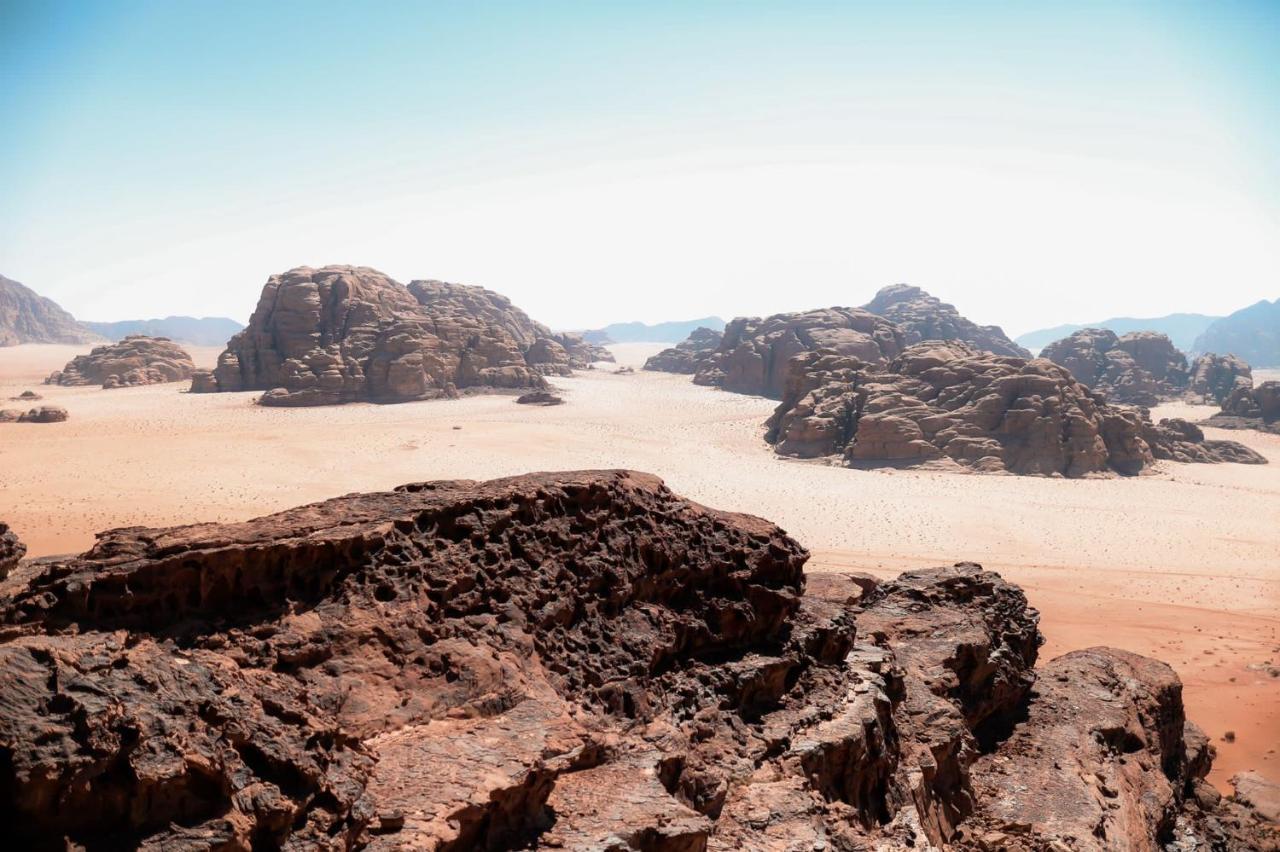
<box><xmin>1206</xmin><ymin>381</ymin><xmax>1280</xmax><ymax>435</ymax></box>
<box><xmin>693</xmin><ymin>307</ymin><xmax>905</xmax><ymax>398</ymax></box>
<box><xmin>766</xmin><ymin>342</ymin><xmax>1264</xmax><ymax>476</ymax></box>
<box><xmin>0</xmin><ymin>274</ymin><xmax>101</xmax><ymax>346</ymax></box>
<box><xmin>642</xmin><ymin>326</ymin><xmax>724</xmax><ymax>374</ymax></box>
<box><xmin>1041</xmin><ymin>328</ymin><xmax>1190</xmax><ymax>405</ymax></box>
<box><xmin>0</xmin><ymin>522</ymin><xmax>23</xmax><ymax>579</ymax></box>
<box><xmin>190</xmin><ymin>267</ymin><xmax>607</xmax><ymax>406</ymax></box>
<box><xmin>0</xmin><ymin>471</ymin><xmax>1273</xmax><ymax>850</ymax></box>
<box><xmin>45</xmin><ymin>335</ymin><xmax>196</xmax><ymax>388</ymax></box>
<box><xmin>516</xmin><ymin>390</ymin><xmax>564</xmax><ymax>406</ymax></box>
<box><xmin>862</xmin><ymin>283</ymin><xmax>1031</xmax><ymax>358</ymax></box>
<box><xmin>1186</xmin><ymin>352</ymin><xmax>1253</xmax><ymax>405</ymax></box>
<box><xmin>8</xmin><ymin>390</ymin><xmax>40</xmax><ymax>401</ymax></box>
<box><xmin>0</xmin><ymin>405</ymin><xmax>69</xmax><ymax>423</ymax></box>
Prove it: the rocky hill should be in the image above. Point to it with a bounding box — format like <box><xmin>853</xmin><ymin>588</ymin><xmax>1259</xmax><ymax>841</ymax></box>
<box><xmin>862</xmin><ymin>284</ymin><xmax>1030</xmax><ymax>357</ymax></box>
<box><xmin>1017</xmin><ymin>312</ymin><xmax>1220</xmax><ymax>354</ymax></box>
<box><xmin>1206</xmin><ymin>381</ymin><xmax>1280</xmax><ymax>435</ymax></box>
<box><xmin>83</xmin><ymin>316</ymin><xmax>243</xmax><ymax>347</ymax></box>
<box><xmin>1041</xmin><ymin>328</ymin><xmax>1189</xmax><ymax>405</ymax></box>
<box><xmin>766</xmin><ymin>341</ymin><xmax>1263</xmax><ymax>476</ymax></box>
<box><xmin>1193</xmin><ymin>297</ymin><xmax>1280</xmax><ymax>367</ymax></box>
<box><xmin>642</xmin><ymin>326</ymin><xmax>723</xmax><ymax>373</ymax></box>
<box><xmin>582</xmin><ymin>315</ymin><xmax>725</xmax><ymax>344</ymax></box>
<box><xmin>45</xmin><ymin>335</ymin><xmax>195</xmax><ymax>388</ymax></box>
<box><xmin>1186</xmin><ymin>352</ymin><xmax>1253</xmax><ymax>405</ymax></box>
<box><xmin>0</xmin><ymin>274</ymin><xmax>100</xmax><ymax>346</ymax></box>
<box><xmin>189</xmin><ymin>266</ymin><xmax>609</xmax><ymax>406</ymax></box>
<box><xmin>0</xmin><ymin>471</ymin><xmax>1273</xmax><ymax>850</ymax></box>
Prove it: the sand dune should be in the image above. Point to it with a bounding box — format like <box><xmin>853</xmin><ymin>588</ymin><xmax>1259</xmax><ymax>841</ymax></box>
<box><xmin>1</xmin><ymin>341</ymin><xmax>1276</xmax><ymax>788</ymax></box>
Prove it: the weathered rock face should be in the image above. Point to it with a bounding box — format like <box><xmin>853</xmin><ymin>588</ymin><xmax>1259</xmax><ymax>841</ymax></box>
<box><xmin>643</xmin><ymin>326</ymin><xmax>724</xmax><ymax>374</ymax></box>
<box><xmin>0</xmin><ymin>405</ymin><xmax>69</xmax><ymax>423</ymax></box>
<box><xmin>0</xmin><ymin>274</ymin><xmax>101</xmax><ymax>346</ymax></box>
<box><xmin>766</xmin><ymin>342</ymin><xmax>1265</xmax><ymax>476</ymax></box>
<box><xmin>1041</xmin><ymin>328</ymin><xmax>1190</xmax><ymax>405</ymax></box>
<box><xmin>1206</xmin><ymin>381</ymin><xmax>1280</xmax><ymax>435</ymax></box>
<box><xmin>693</xmin><ymin>308</ymin><xmax>905</xmax><ymax>398</ymax></box>
<box><xmin>190</xmin><ymin>266</ymin><xmax>607</xmax><ymax>406</ymax></box>
<box><xmin>862</xmin><ymin>284</ymin><xmax>1031</xmax><ymax>358</ymax></box>
<box><xmin>0</xmin><ymin>472</ymin><xmax>1273</xmax><ymax>850</ymax></box>
<box><xmin>44</xmin><ymin>335</ymin><xmax>196</xmax><ymax>388</ymax></box>
<box><xmin>1186</xmin><ymin>352</ymin><xmax>1253</xmax><ymax>405</ymax></box>
<box><xmin>0</xmin><ymin>522</ymin><xmax>23</xmax><ymax>579</ymax></box>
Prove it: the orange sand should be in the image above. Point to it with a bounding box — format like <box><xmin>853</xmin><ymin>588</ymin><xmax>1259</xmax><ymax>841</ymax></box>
<box><xmin>2</xmin><ymin>341</ymin><xmax>1277</xmax><ymax>789</ymax></box>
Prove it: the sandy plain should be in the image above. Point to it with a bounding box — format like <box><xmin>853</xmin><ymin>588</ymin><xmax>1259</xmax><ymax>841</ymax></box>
<box><xmin>1</xmin><ymin>341</ymin><xmax>1277</xmax><ymax>789</ymax></box>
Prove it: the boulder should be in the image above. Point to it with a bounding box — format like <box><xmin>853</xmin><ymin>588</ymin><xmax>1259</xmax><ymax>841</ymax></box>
<box><xmin>45</xmin><ymin>335</ymin><xmax>195</xmax><ymax>388</ymax></box>
<box><xmin>2</xmin><ymin>405</ymin><xmax>69</xmax><ymax>423</ymax></box>
<box><xmin>643</xmin><ymin>326</ymin><xmax>724</xmax><ymax>374</ymax></box>
<box><xmin>8</xmin><ymin>390</ymin><xmax>41</xmax><ymax>401</ymax></box>
<box><xmin>766</xmin><ymin>342</ymin><xmax>1264</xmax><ymax>476</ymax></box>
<box><xmin>1185</xmin><ymin>352</ymin><xmax>1253</xmax><ymax>405</ymax></box>
<box><xmin>515</xmin><ymin>390</ymin><xmax>564</xmax><ymax>406</ymax></box>
<box><xmin>0</xmin><ymin>522</ymin><xmax>23</xmax><ymax>579</ymax></box>
<box><xmin>862</xmin><ymin>283</ymin><xmax>1030</xmax><ymax>357</ymax></box>
<box><xmin>1205</xmin><ymin>381</ymin><xmax>1280</xmax><ymax>435</ymax></box>
<box><xmin>1041</xmin><ymin>328</ymin><xmax>1190</xmax><ymax>405</ymax></box>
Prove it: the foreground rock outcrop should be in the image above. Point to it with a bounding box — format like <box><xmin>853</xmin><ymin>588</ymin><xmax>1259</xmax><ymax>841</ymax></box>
<box><xmin>767</xmin><ymin>342</ymin><xmax>1264</xmax><ymax>476</ymax></box>
<box><xmin>0</xmin><ymin>522</ymin><xmax>23</xmax><ymax>579</ymax></box>
<box><xmin>45</xmin><ymin>335</ymin><xmax>196</xmax><ymax>388</ymax></box>
<box><xmin>0</xmin><ymin>274</ymin><xmax>101</xmax><ymax>346</ymax></box>
<box><xmin>1206</xmin><ymin>381</ymin><xmax>1280</xmax><ymax>435</ymax></box>
<box><xmin>0</xmin><ymin>471</ymin><xmax>1274</xmax><ymax>850</ymax></box>
<box><xmin>1186</xmin><ymin>353</ymin><xmax>1253</xmax><ymax>405</ymax></box>
<box><xmin>642</xmin><ymin>326</ymin><xmax>724</xmax><ymax>374</ymax></box>
<box><xmin>862</xmin><ymin>284</ymin><xmax>1030</xmax><ymax>358</ymax></box>
<box><xmin>0</xmin><ymin>405</ymin><xmax>69</xmax><ymax>423</ymax></box>
<box><xmin>1041</xmin><ymin>328</ymin><xmax>1190</xmax><ymax>405</ymax></box>
<box><xmin>189</xmin><ymin>266</ymin><xmax>607</xmax><ymax>406</ymax></box>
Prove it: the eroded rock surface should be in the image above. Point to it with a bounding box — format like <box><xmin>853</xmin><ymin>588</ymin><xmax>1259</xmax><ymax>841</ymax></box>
<box><xmin>0</xmin><ymin>522</ymin><xmax>23</xmax><ymax>579</ymax></box>
<box><xmin>1206</xmin><ymin>381</ymin><xmax>1280</xmax><ymax>435</ymax></box>
<box><xmin>0</xmin><ymin>471</ymin><xmax>1274</xmax><ymax>850</ymax></box>
<box><xmin>766</xmin><ymin>342</ymin><xmax>1264</xmax><ymax>476</ymax></box>
<box><xmin>1186</xmin><ymin>353</ymin><xmax>1253</xmax><ymax>405</ymax></box>
<box><xmin>693</xmin><ymin>308</ymin><xmax>905</xmax><ymax>398</ymax></box>
<box><xmin>862</xmin><ymin>284</ymin><xmax>1030</xmax><ymax>358</ymax></box>
<box><xmin>643</xmin><ymin>327</ymin><xmax>724</xmax><ymax>374</ymax></box>
<box><xmin>45</xmin><ymin>335</ymin><xmax>196</xmax><ymax>388</ymax></box>
<box><xmin>0</xmin><ymin>405</ymin><xmax>69</xmax><ymax>423</ymax></box>
<box><xmin>1041</xmin><ymin>328</ymin><xmax>1190</xmax><ymax>405</ymax></box>
<box><xmin>189</xmin><ymin>266</ymin><xmax>605</xmax><ymax>406</ymax></box>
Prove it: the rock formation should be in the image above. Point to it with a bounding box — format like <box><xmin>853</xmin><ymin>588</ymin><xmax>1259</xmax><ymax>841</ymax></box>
<box><xmin>0</xmin><ymin>522</ymin><xmax>23</xmax><ymax>579</ymax></box>
<box><xmin>1186</xmin><ymin>352</ymin><xmax>1253</xmax><ymax>405</ymax></box>
<box><xmin>0</xmin><ymin>274</ymin><xmax>101</xmax><ymax>346</ymax></box>
<box><xmin>861</xmin><ymin>284</ymin><xmax>1030</xmax><ymax>358</ymax></box>
<box><xmin>1206</xmin><ymin>381</ymin><xmax>1280</xmax><ymax>435</ymax></box>
<box><xmin>642</xmin><ymin>326</ymin><xmax>724</xmax><ymax>374</ymax></box>
<box><xmin>44</xmin><ymin>335</ymin><xmax>196</xmax><ymax>388</ymax></box>
<box><xmin>766</xmin><ymin>342</ymin><xmax>1264</xmax><ymax>476</ymax></box>
<box><xmin>0</xmin><ymin>471</ymin><xmax>1273</xmax><ymax>850</ymax></box>
<box><xmin>8</xmin><ymin>390</ymin><xmax>41</xmax><ymax>401</ymax></box>
<box><xmin>693</xmin><ymin>307</ymin><xmax>906</xmax><ymax>398</ymax></box>
<box><xmin>516</xmin><ymin>390</ymin><xmax>564</xmax><ymax>406</ymax></box>
<box><xmin>1193</xmin><ymin>297</ymin><xmax>1280</xmax><ymax>368</ymax></box>
<box><xmin>189</xmin><ymin>266</ymin><xmax>608</xmax><ymax>406</ymax></box>
<box><xmin>0</xmin><ymin>405</ymin><xmax>69</xmax><ymax>423</ymax></box>
<box><xmin>1041</xmin><ymin>328</ymin><xmax>1190</xmax><ymax>405</ymax></box>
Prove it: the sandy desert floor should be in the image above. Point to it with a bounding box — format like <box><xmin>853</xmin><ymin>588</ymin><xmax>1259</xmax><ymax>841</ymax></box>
<box><xmin>2</xmin><ymin>342</ymin><xmax>1277</xmax><ymax>789</ymax></box>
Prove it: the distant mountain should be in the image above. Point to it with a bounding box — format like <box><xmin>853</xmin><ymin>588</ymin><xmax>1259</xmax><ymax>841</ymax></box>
<box><xmin>582</xmin><ymin>316</ymin><xmax>725</xmax><ymax>344</ymax></box>
<box><xmin>1191</xmin><ymin>298</ymin><xmax>1280</xmax><ymax>367</ymax></box>
<box><xmin>0</xmin><ymin>274</ymin><xmax>102</xmax><ymax>346</ymax></box>
<box><xmin>83</xmin><ymin>316</ymin><xmax>244</xmax><ymax>347</ymax></box>
<box><xmin>1016</xmin><ymin>313</ymin><xmax>1219</xmax><ymax>354</ymax></box>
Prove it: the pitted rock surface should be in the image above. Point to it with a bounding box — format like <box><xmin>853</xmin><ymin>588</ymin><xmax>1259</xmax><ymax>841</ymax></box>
<box><xmin>643</xmin><ymin>327</ymin><xmax>724</xmax><ymax>374</ymax></box>
<box><xmin>862</xmin><ymin>284</ymin><xmax>1030</xmax><ymax>358</ymax></box>
<box><xmin>1185</xmin><ymin>353</ymin><xmax>1253</xmax><ymax>405</ymax></box>
<box><xmin>692</xmin><ymin>308</ymin><xmax>905</xmax><ymax>398</ymax></box>
<box><xmin>44</xmin><ymin>335</ymin><xmax>196</xmax><ymax>388</ymax></box>
<box><xmin>1041</xmin><ymin>328</ymin><xmax>1190</xmax><ymax>405</ymax></box>
<box><xmin>1206</xmin><ymin>380</ymin><xmax>1280</xmax><ymax>435</ymax></box>
<box><xmin>766</xmin><ymin>342</ymin><xmax>1264</xmax><ymax>476</ymax></box>
<box><xmin>0</xmin><ymin>472</ymin><xmax>1273</xmax><ymax>850</ymax></box>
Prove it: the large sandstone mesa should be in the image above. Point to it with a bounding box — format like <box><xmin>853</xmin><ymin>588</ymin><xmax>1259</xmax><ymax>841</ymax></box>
<box><xmin>0</xmin><ymin>274</ymin><xmax>101</xmax><ymax>346</ymax></box>
<box><xmin>1206</xmin><ymin>380</ymin><xmax>1280</xmax><ymax>435</ymax></box>
<box><xmin>692</xmin><ymin>307</ymin><xmax>905</xmax><ymax>398</ymax></box>
<box><xmin>0</xmin><ymin>471</ymin><xmax>1274</xmax><ymax>850</ymax></box>
<box><xmin>1186</xmin><ymin>352</ymin><xmax>1253</xmax><ymax>405</ymax></box>
<box><xmin>861</xmin><ymin>284</ymin><xmax>1031</xmax><ymax>358</ymax></box>
<box><xmin>1041</xmin><ymin>328</ymin><xmax>1190</xmax><ymax>405</ymax></box>
<box><xmin>189</xmin><ymin>266</ymin><xmax>609</xmax><ymax>406</ymax></box>
<box><xmin>642</xmin><ymin>326</ymin><xmax>724</xmax><ymax>374</ymax></box>
<box><xmin>0</xmin><ymin>522</ymin><xmax>23</xmax><ymax>579</ymax></box>
<box><xmin>44</xmin><ymin>335</ymin><xmax>196</xmax><ymax>388</ymax></box>
<box><xmin>766</xmin><ymin>342</ymin><xmax>1265</xmax><ymax>476</ymax></box>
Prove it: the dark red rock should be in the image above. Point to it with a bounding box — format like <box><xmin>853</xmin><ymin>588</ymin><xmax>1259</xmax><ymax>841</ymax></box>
<box><xmin>862</xmin><ymin>283</ymin><xmax>1030</xmax><ymax>358</ymax></box>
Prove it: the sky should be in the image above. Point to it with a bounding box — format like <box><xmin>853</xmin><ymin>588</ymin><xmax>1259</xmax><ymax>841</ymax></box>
<box><xmin>2</xmin><ymin>1</ymin><xmax>1279</xmax><ymax>335</ymax></box>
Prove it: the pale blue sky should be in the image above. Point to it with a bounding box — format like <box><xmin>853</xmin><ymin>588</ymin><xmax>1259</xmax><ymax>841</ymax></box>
<box><xmin>2</xmin><ymin>1</ymin><xmax>1278</xmax><ymax>332</ymax></box>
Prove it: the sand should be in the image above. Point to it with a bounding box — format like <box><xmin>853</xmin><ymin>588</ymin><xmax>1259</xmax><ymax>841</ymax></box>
<box><xmin>2</xmin><ymin>341</ymin><xmax>1277</xmax><ymax>788</ymax></box>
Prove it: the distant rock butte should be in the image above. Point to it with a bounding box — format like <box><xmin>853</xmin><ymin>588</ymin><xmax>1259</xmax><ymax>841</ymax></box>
<box><xmin>861</xmin><ymin>283</ymin><xmax>1031</xmax><ymax>358</ymax></box>
<box><xmin>189</xmin><ymin>266</ymin><xmax>610</xmax><ymax>406</ymax></box>
<box><xmin>1206</xmin><ymin>381</ymin><xmax>1280</xmax><ymax>435</ymax></box>
<box><xmin>45</xmin><ymin>335</ymin><xmax>195</xmax><ymax>389</ymax></box>
<box><xmin>1041</xmin><ymin>328</ymin><xmax>1190</xmax><ymax>405</ymax></box>
<box><xmin>766</xmin><ymin>341</ymin><xmax>1264</xmax><ymax>476</ymax></box>
<box><xmin>1186</xmin><ymin>352</ymin><xmax>1253</xmax><ymax>405</ymax></box>
<box><xmin>0</xmin><ymin>274</ymin><xmax>101</xmax><ymax>346</ymax></box>
<box><xmin>0</xmin><ymin>471</ymin><xmax>1273</xmax><ymax>850</ymax></box>
<box><xmin>642</xmin><ymin>326</ymin><xmax>724</xmax><ymax>374</ymax></box>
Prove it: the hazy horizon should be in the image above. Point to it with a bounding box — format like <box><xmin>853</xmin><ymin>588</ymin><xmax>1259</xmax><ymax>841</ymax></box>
<box><xmin>4</xmin><ymin>1</ymin><xmax>1278</xmax><ymax>336</ymax></box>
